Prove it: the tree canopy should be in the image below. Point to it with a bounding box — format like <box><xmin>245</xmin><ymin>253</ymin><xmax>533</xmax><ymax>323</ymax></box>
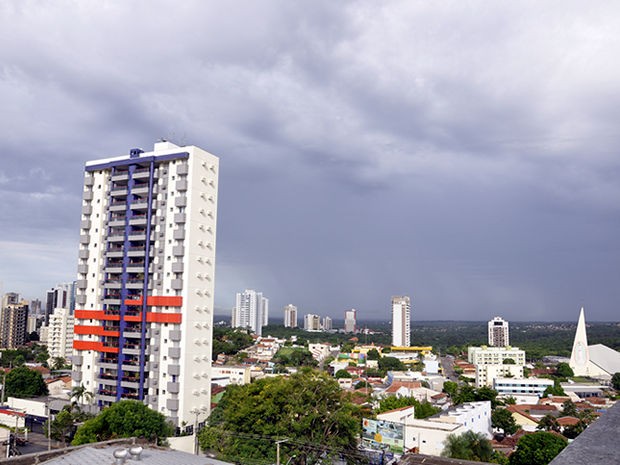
<box><xmin>543</xmin><ymin>380</ymin><xmax>566</xmax><ymax>397</ymax></box>
<box><xmin>612</xmin><ymin>372</ymin><xmax>620</xmax><ymax>391</ymax></box>
<box><xmin>272</xmin><ymin>347</ymin><xmax>317</xmax><ymax>368</ymax></box>
<box><xmin>442</xmin><ymin>431</ymin><xmax>495</xmax><ymax>462</ymax></box>
<box><xmin>509</xmin><ymin>432</ymin><xmax>567</xmax><ymax>465</ymax></box>
<box><xmin>212</xmin><ymin>327</ymin><xmax>254</xmax><ymax>361</ymax></box>
<box><xmin>376</xmin><ymin>396</ymin><xmax>441</xmax><ymax>419</ymax></box>
<box><xmin>199</xmin><ymin>369</ymin><xmax>361</xmax><ymax>464</ymax></box>
<box><xmin>4</xmin><ymin>366</ymin><xmax>48</xmax><ymax>398</ymax></box>
<box><xmin>72</xmin><ymin>400</ymin><xmax>173</xmax><ymax>445</ymax></box>
<box><xmin>492</xmin><ymin>408</ymin><xmax>518</xmax><ymax>436</ymax></box>
<box><xmin>555</xmin><ymin>362</ymin><xmax>574</xmax><ymax>378</ymax></box>
<box><xmin>377</xmin><ymin>356</ymin><xmax>405</xmax><ymax>372</ymax></box>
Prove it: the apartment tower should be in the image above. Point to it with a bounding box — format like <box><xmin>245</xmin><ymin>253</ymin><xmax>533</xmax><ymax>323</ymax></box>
<box><xmin>283</xmin><ymin>304</ymin><xmax>298</xmax><ymax>328</ymax></box>
<box><xmin>0</xmin><ymin>293</ymin><xmax>29</xmax><ymax>349</ymax></box>
<box><xmin>391</xmin><ymin>295</ymin><xmax>411</xmax><ymax>347</ymax></box>
<box><xmin>344</xmin><ymin>309</ymin><xmax>357</xmax><ymax>333</ymax></box>
<box><xmin>72</xmin><ymin>141</ymin><xmax>218</xmax><ymax>428</ymax></box>
<box><xmin>488</xmin><ymin>316</ymin><xmax>509</xmax><ymax>347</ymax></box>
<box><xmin>232</xmin><ymin>290</ymin><xmax>268</xmax><ymax>336</ymax></box>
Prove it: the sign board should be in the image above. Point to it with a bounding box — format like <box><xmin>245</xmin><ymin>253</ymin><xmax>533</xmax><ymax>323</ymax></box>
<box><xmin>361</xmin><ymin>418</ymin><xmax>404</xmax><ymax>453</ymax></box>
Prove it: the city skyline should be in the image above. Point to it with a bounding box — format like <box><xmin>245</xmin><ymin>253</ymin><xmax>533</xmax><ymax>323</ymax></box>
<box><xmin>1</xmin><ymin>2</ymin><xmax>620</xmax><ymax>322</ymax></box>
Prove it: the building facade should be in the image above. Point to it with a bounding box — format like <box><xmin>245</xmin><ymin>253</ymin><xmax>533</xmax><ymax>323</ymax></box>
<box><xmin>71</xmin><ymin>141</ymin><xmax>219</xmax><ymax>428</ymax></box>
<box><xmin>488</xmin><ymin>316</ymin><xmax>509</xmax><ymax>347</ymax></box>
<box><xmin>304</xmin><ymin>314</ymin><xmax>321</xmax><ymax>331</ymax></box>
<box><xmin>493</xmin><ymin>377</ymin><xmax>554</xmax><ymax>397</ymax></box>
<box><xmin>344</xmin><ymin>309</ymin><xmax>356</xmax><ymax>333</ymax></box>
<box><xmin>47</xmin><ymin>308</ymin><xmax>75</xmax><ymax>364</ymax></box>
<box><xmin>391</xmin><ymin>295</ymin><xmax>411</xmax><ymax>347</ymax></box>
<box><xmin>46</xmin><ymin>282</ymin><xmax>76</xmax><ymax>325</ymax></box>
<box><xmin>468</xmin><ymin>346</ymin><xmax>525</xmax><ymax>366</ymax></box>
<box><xmin>283</xmin><ymin>304</ymin><xmax>297</xmax><ymax>328</ymax></box>
<box><xmin>232</xmin><ymin>290</ymin><xmax>268</xmax><ymax>336</ymax></box>
<box><xmin>0</xmin><ymin>294</ymin><xmax>29</xmax><ymax>349</ymax></box>
<box><xmin>322</xmin><ymin>316</ymin><xmax>332</xmax><ymax>331</ymax></box>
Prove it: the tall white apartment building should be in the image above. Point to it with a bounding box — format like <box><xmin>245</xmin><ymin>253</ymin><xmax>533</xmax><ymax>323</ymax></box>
<box><xmin>71</xmin><ymin>141</ymin><xmax>219</xmax><ymax>429</ymax></box>
<box><xmin>344</xmin><ymin>309</ymin><xmax>356</xmax><ymax>333</ymax></box>
<box><xmin>232</xmin><ymin>290</ymin><xmax>268</xmax><ymax>336</ymax></box>
<box><xmin>304</xmin><ymin>314</ymin><xmax>321</xmax><ymax>331</ymax></box>
<box><xmin>488</xmin><ymin>316</ymin><xmax>509</xmax><ymax>347</ymax></box>
<box><xmin>283</xmin><ymin>304</ymin><xmax>298</xmax><ymax>328</ymax></box>
<box><xmin>322</xmin><ymin>316</ymin><xmax>332</xmax><ymax>331</ymax></box>
<box><xmin>392</xmin><ymin>296</ymin><xmax>411</xmax><ymax>347</ymax></box>
<box><xmin>48</xmin><ymin>308</ymin><xmax>74</xmax><ymax>364</ymax></box>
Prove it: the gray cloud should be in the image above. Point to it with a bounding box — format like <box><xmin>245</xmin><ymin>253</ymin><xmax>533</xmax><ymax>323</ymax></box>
<box><xmin>0</xmin><ymin>1</ymin><xmax>618</xmax><ymax>322</ymax></box>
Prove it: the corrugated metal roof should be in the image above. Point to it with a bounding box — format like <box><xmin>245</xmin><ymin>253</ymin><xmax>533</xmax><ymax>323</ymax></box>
<box><xmin>40</xmin><ymin>445</ymin><xmax>233</xmax><ymax>465</ymax></box>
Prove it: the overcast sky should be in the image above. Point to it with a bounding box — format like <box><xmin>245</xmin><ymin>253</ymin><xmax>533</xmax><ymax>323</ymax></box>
<box><xmin>1</xmin><ymin>1</ymin><xmax>619</xmax><ymax>322</ymax></box>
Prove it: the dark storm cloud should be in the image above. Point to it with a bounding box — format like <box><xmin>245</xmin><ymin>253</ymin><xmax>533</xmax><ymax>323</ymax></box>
<box><xmin>0</xmin><ymin>1</ymin><xmax>619</xmax><ymax>322</ymax></box>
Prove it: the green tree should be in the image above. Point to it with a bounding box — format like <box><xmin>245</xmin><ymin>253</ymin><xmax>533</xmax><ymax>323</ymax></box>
<box><xmin>509</xmin><ymin>431</ymin><xmax>567</xmax><ymax>465</ymax></box>
<box><xmin>453</xmin><ymin>384</ymin><xmax>476</xmax><ymax>405</ymax></box>
<box><xmin>475</xmin><ymin>386</ymin><xmax>499</xmax><ymax>407</ymax></box>
<box><xmin>536</xmin><ymin>414</ymin><xmax>560</xmax><ymax>433</ymax></box>
<box><xmin>335</xmin><ymin>369</ymin><xmax>352</xmax><ymax>378</ymax></box>
<box><xmin>377</xmin><ymin>356</ymin><xmax>405</xmax><ymax>372</ymax></box>
<box><xmin>561</xmin><ymin>400</ymin><xmax>578</xmax><ymax>417</ymax></box>
<box><xmin>543</xmin><ymin>380</ymin><xmax>566</xmax><ymax>397</ymax></box>
<box><xmin>199</xmin><ymin>370</ymin><xmax>361</xmax><ymax>464</ymax></box>
<box><xmin>443</xmin><ymin>380</ymin><xmax>458</xmax><ymax>398</ymax></box>
<box><xmin>46</xmin><ymin>408</ymin><xmax>75</xmax><ymax>446</ymax></box>
<box><xmin>366</xmin><ymin>348</ymin><xmax>380</xmax><ymax>360</ymax></box>
<box><xmin>211</xmin><ymin>327</ymin><xmax>254</xmax><ymax>361</ymax></box>
<box><xmin>72</xmin><ymin>400</ymin><xmax>173</xmax><ymax>446</ymax></box>
<box><xmin>5</xmin><ymin>366</ymin><xmax>49</xmax><ymax>398</ymax></box>
<box><xmin>272</xmin><ymin>348</ymin><xmax>317</xmax><ymax>368</ymax></box>
<box><xmin>503</xmin><ymin>358</ymin><xmax>516</xmax><ymax>365</ymax></box>
<box><xmin>555</xmin><ymin>362</ymin><xmax>574</xmax><ymax>378</ymax></box>
<box><xmin>51</xmin><ymin>357</ymin><xmax>67</xmax><ymax>372</ymax></box>
<box><xmin>70</xmin><ymin>384</ymin><xmax>94</xmax><ymax>408</ymax></box>
<box><xmin>492</xmin><ymin>408</ymin><xmax>518</xmax><ymax>435</ymax></box>
<box><xmin>442</xmin><ymin>430</ymin><xmax>494</xmax><ymax>462</ymax></box>
<box><xmin>377</xmin><ymin>396</ymin><xmax>440</xmax><ymax>419</ymax></box>
<box><xmin>612</xmin><ymin>372</ymin><xmax>620</xmax><ymax>391</ymax></box>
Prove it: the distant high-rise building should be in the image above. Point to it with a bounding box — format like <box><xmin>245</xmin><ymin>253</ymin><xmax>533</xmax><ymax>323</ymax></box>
<box><xmin>283</xmin><ymin>304</ymin><xmax>298</xmax><ymax>328</ymax></box>
<box><xmin>488</xmin><ymin>316</ymin><xmax>509</xmax><ymax>347</ymax></box>
<box><xmin>304</xmin><ymin>314</ymin><xmax>321</xmax><ymax>331</ymax></box>
<box><xmin>391</xmin><ymin>296</ymin><xmax>411</xmax><ymax>347</ymax></box>
<box><xmin>30</xmin><ymin>299</ymin><xmax>42</xmax><ymax>317</ymax></box>
<box><xmin>0</xmin><ymin>293</ymin><xmax>29</xmax><ymax>348</ymax></box>
<box><xmin>232</xmin><ymin>290</ymin><xmax>268</xmax><ymax>336</ymax></box>
<box><xmin>322</xmin><ymin>316</ymin><xmax>332</xmax><ymax>331</ymax></box>
<box><xmin>48</xmin><ymin>308</ymin><xmax>75</xmax><ymax>364</ymax></box>
<box><xmin>46</xmin><ymin>282</ymin><xmax>76</xmax><ymax>324</ymax></box>
<box><xmin>344</xmin><ymin>309</ymin><xmax>356</xmax><ymax>333</ymax></box>
<box><xmin>71</xmin><ymin>141</ymin><xmax>219</xmax><ymax>430</ymax></box>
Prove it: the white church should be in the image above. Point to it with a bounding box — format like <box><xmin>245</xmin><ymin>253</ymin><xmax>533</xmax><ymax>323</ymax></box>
<box><xmin>569</xmin><ymin>307</ymin><xmax>620</xmax><ymax>381</ymax></box>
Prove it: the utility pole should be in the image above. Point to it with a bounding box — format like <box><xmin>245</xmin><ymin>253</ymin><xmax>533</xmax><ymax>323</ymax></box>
<box><xmin>275</xmin><ymin>438</ymin><xmax>288</xmax><ymax>465</ymax></box>
<box><xmin>276</xmin><ymin>438</ymin><xmax>288</xmax><ymax>465</ymax></box>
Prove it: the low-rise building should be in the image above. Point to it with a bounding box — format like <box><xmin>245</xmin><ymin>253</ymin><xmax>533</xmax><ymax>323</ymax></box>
<box><xmin>391</xmin><ymin>401</ymin><xmax>492</xmax><ymax>456</ymax></box>
<box><xmin>211</xmin><ymin>366</ymin><xmax>252</xmax><ymax>386</ymax></box>
<box><xmin>493</xmin><ymin>377</ymin><xmax>554</xmax><ymax>397</ymax></box>
<box><xmin>468</xmin><ymin>346</ymin><xmax>526</xmax><ymax>365</ymax></box>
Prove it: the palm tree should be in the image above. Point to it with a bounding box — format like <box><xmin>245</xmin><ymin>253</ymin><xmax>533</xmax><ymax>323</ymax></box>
<box><xmin>442</xmin><ymin>431</ymin><xmax>494</xmax><ymax>462</ymax></box>
<box><xmin>70</xmin><ymin>384</ymin><xmax>94</xmax><ymax>408</ymax></box>
<box><xmin>537</xmin><ymin>414</ymin><xmax>561</xmax><ymax>433</ymax></box>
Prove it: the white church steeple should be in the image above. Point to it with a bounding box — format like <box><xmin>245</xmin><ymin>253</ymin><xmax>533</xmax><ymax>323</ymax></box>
<box><xmin>569</xmin><ymin>307</ymin><xmax>590</xmax><ymax>376</ymax></box>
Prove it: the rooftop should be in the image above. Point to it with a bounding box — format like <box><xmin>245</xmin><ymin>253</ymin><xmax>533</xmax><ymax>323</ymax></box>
<box><xmin>2</xmin><ymin>439</ymin><xmax>233</xmax><ymax>465</ymax></box>
<box><xmin>549</xmin><ymin>401</ymin><xmax>620</xmax><ymax>465</ymax></box>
